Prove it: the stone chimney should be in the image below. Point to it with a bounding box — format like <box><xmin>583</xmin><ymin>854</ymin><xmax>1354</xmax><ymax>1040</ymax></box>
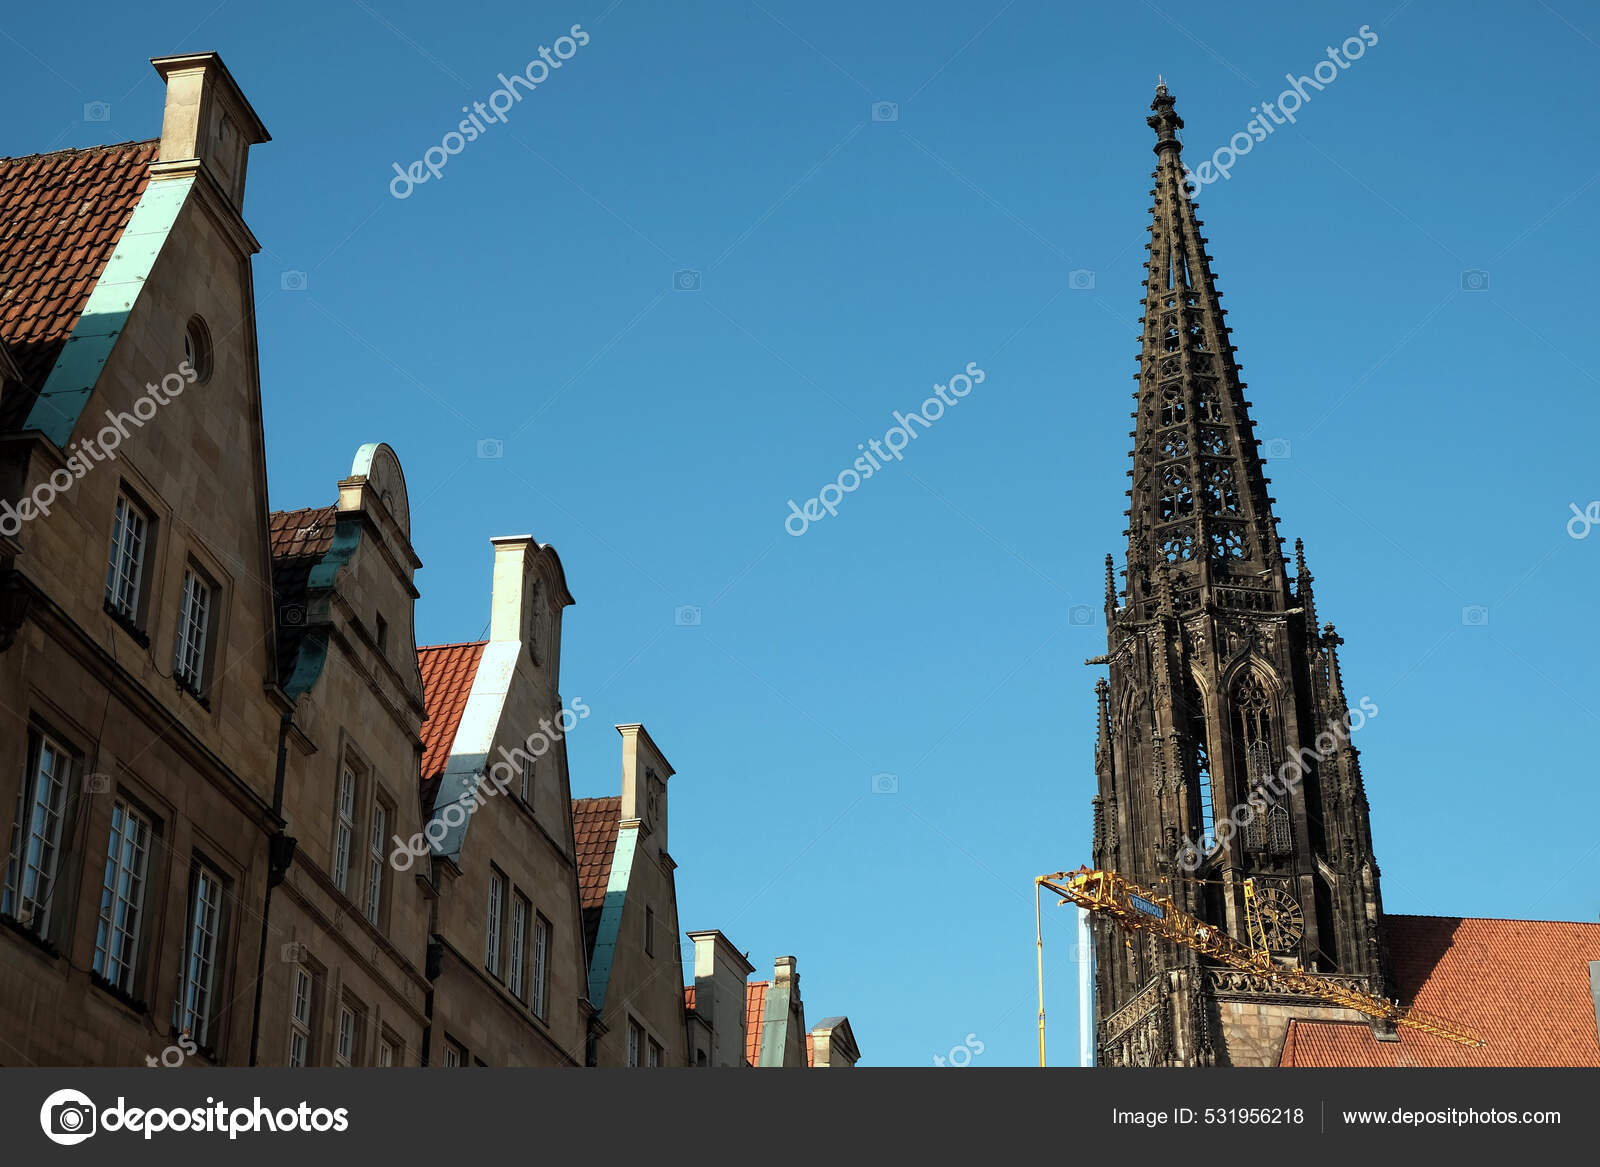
<box><xmin>687</xmin><ymin>930</ymin><xmax>755</xmax><ymax>1068</ymax></box>
<box><xmin>149</xmin><ymin>52</ymin><xmax>270</xmax><ymax>210</ymax></box>
<box><xmin>616</xmin><ymin>724</ymin><xmax>673</xmax><ymax>858</ymax></box>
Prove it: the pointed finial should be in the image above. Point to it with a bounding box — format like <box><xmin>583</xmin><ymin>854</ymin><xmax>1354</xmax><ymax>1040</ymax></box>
<box><xmin>1147</xmin><ymin>78</ymin><xmax>1183</xmax><ymax>155</ymax></box>
<box><xmin>1104</xmin><ymin>553</ymin><xmax>1117</xmax><ymax>609</ymax></box>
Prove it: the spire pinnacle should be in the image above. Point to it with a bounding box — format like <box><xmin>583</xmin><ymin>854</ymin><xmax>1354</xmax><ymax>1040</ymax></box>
<box><xmin>1147</xmin><ymin>79</ymin><xmax>1184</xmax><ymax>154</ymax></box>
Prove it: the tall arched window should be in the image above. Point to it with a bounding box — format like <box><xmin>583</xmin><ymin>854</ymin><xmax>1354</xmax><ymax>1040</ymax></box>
<box><xmin>1232</xmin><ymin>673</ymin><xmax>1286</xmax><ymax>853</ymax></box>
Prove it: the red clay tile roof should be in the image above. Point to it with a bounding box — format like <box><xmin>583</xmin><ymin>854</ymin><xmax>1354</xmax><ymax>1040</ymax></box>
<box><xmin>573</xmin><ymin>796</ymin><xmax>622</xmax><ymax>960</ymax></box>
<box><xmin>267</xmin><ymin>505</ymin><xmax>337</xmax><ymax>684</ymax></box>
<box><xmin>745</xmin><ymin>980</ymin><xmax>769</xmax><ymax>1066</ymax></box>
<box><xmin>0</xmin><ymin>140</ymin><xmax>157</xmax><ymax>428</ymax></box>
<box><xmin>417</xmin><ymin>641</ymin><xmax>488</xmax><ymax>812</ymax></box>
<box><xmin>1279</xmin><ymin>914</ymin><xmax>1600</xmax><ymax>1067</ymax></box>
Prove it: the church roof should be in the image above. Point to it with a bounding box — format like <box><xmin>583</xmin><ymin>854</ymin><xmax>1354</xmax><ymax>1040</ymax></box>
<box><xmin>1279</xmin><ymin>914</ymin><xmax>1600</xmax><ymax>1066</ymax></box>
<box><xmin>0</xmin><ymin>139</ymin><xmax>157</xmax><ymax>428</ymax></box>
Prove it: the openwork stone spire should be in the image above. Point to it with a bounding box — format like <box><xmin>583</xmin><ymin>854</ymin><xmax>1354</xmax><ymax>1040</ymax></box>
<box><xmin>1088</xmin><ymin>85</ymin><xmax>1387</xmax><ymax>1068</ymax></box>
<box><xmin>1122</xmin><ymin>84</ymin><xmax>1286</xmax><ymax>620</ymax></box>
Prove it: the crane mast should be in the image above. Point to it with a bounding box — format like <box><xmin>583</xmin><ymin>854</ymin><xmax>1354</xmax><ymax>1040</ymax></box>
<box><xmin>1036</xmin><ymin>866</ymin><xmax>1485</xmax><ymax>1063</ymax></box>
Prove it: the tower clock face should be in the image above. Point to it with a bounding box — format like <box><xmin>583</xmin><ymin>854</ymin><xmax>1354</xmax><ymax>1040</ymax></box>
<box><xmin>1255</xmin><ymin>884</ymin><xmax>1304</xmax><ymax>954</ymax></box>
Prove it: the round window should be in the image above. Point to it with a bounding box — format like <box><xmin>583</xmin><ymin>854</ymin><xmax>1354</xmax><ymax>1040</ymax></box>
<box><xmin>183</xmin><ymin>315</ymin><xmax>213</xmax><ymax>383</ymax></box>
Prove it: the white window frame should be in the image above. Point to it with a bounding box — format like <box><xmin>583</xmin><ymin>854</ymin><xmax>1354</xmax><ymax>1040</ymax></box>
<box><xmin>508</xmin><ymin>891</ymin><xmax>528</xmax><ymax>1000</ymax></box>
<box><xmin>443</xmin><ymin>1039</ymin><xmax>463</xmax><ymax>1067</ymax></box>
<box><xmin>627</xmin><ymin>1019</ymin><xmax>643</xmax><ymax>1067</ymax></box>
<box><xmin>648</xmin><ymin>1037</ymin><xmax>662</xmax><ymax>1068</ymax></box>
<box><xmin>173</xmin><ymin>567</ymin><xmax>213</xmax><ymax>691</ymax></box>
<box><xmin>332</xmin><ymin>765</ymin><xmax>357</xmax><ymax>894</ymax></box>
<box><xmin>335</xmin><ymin>1002</ymin><xmax>358</xmax><ymax>1066</ymax></box>
<box><xmin>485</xmin><ymin>869</ymin><xmax>504</xmax><ymax>976</ymax></box>
<box><xmin>175</xmin><ymin>861</ymin><xmax>224</xmax><ymax>1047</ymax></box>
<box><xmin>93</xmin><ymin>799</ymin><xmax>153</xmax><ymax>992</ymax></box>
<box><xmin>288</xmin><ymin>967</ymin><xmax>315</xmax><ymax>1066</ymax></box>
<box><xmin>364</xmin><ymin>799</ymin><xmax>387</xmax><ymax>926</ymax></box>
<box><xmin>532</xmin><ymin>913</ymin><xmax>551</xmax><ymax>1019</ymax></box>
<box><xmin>105</xmin><ymin>494</ymin><xmax>149</xmax><ymax>622</ymax></box>
<box><xmin>3</xmin><ymin>731</ymin><xmax>74</xmax><ymax>936</ymax></box>
<box><xmin>377</xmin><ymin>1035</ymin><xmax>395</xmax><ymax>1067</ymax></box>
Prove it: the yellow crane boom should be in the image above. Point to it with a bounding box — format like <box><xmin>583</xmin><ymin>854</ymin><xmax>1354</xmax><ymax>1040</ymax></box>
<box><xmin>1037</xmin><ymin>866</ymin><xmax>1485</xmax><ymax>1060</ymax></box>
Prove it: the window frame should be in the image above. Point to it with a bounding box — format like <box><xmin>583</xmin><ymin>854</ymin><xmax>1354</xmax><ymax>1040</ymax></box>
<box><xmin>485</xmin><ymin>867</ymin><xmax>505</xmax><ymax>977</ymax></box>
<box><xmin>92</xmin><ymin>796</ymin><xmax>156</xmax><ymax>995</ymax></box>
<box><xmin>508</xmin><ymin>890</ymin><xmax>529</xmax><ymax>1000</ymax></box>
<box><xmin>332</xmin><ymin>763</ymin><xmax>358</xmax><ymax>894</ymax></box>
<box><xmin>3</xmin><ymin>727</ymin><xmax>79</xmax><ymax>942</ymax></box>
<box><xmin>105</xmin><ymin>491</ymin><xmax>154</xmax><ymax>630</ymax></box>
<box><xmin>173</xmin><ymin>564</ymin><xmax>217</xmax><ymax>697</ymax></box>
<box><xmin>364</xmin><ymin>795</ymin><xmax>391</xmax><ymax>927</ymax></box>
<box><xmin>627</xmin><ymin>1019</ymin><xmax>644</xmax><ymax>1068</ymax></box>
<box><xmin>287</xmin><ymin>964</ymin><xmax>319</xmax><ymax>1067</ymax></box>
<box><xmin>531</xmin><ymin>912</ymin><xmax>551</xmax><ymax>1020</ymax></box>
<box><xmin>174</xmin><ymin>858</ymin><xmax>228</xmax><ymax>1050</ymax></box>
<box><xmin>335</xmin><ymin>999</ymin><xmax>363</xmax><ymax>1067</ymax></box>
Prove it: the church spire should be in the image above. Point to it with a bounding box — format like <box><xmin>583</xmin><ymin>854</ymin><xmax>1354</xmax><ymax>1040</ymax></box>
<box><xmin>1123</xmin><ymin>83</ymin><xmax>1287</xmax><ymax>620</ymax></box>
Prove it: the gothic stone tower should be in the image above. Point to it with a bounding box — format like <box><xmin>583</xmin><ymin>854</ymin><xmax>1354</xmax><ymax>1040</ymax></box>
<box><xmin>1088</xmin><ymin>85</ymin><xmax>1389</xmax><ymax>1067</ymax></box>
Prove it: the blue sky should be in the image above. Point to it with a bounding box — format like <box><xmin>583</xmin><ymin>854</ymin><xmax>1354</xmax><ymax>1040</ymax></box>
<box><xmin>5</xmin><ymin>0</ymin><xmax>1598</xmax><ymax>1066</ymax></box>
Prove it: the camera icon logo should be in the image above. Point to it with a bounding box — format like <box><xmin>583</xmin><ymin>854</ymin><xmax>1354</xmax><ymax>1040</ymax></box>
<box><xmin>1068</xmin><ymin>269</ymin><xmax>1096</xmax><ymax>291</ymax></box>
<box><xmin>82</xmin><ymin>772</ymin><xmax>111</xmax><ymax>795</ymax></box>
<box><xmin>871</xmin><ymin>772</ymin><xmax>898</xmax><ymax>795</ymax></box>
<box><xmin>40</xmin><ymin>1089</ymin><xmax>97</xmax><ymax>1146</ymax></box>
<box><xmin>1068</xmin><ymin>604</ymin><xmax>1093</xmax><ymax>627</ymax></box>
<box><xmin>673</xmin><ymin>269</ymin><xmax>701</xmax><ymax>292</ymax></box>
<box><xmin>476</xmin><ymin>438</ymin><xmax>505</xmax><ymax>460</ymax></box>
<box><xmin>1262</xmin><ymin>437</ymin><xmax>1292</xmax><ymax>460</ymax></box>
<box><xmin>1460</xmin><ymin>269</ymin><xmax>1490</xmax><ymax>291</ymax></box>
<box><xmin>674</xmin><ymin>605</ymin><xmax>702</xmax><ymax>627</ymax></box>
<box><xmin>281</xmin><ymin>270</ymin><xmax>308</xmax><ymax>292</ymax></box>
<box><xmin>83</xmin><ymin>101</ymin><xmax>111</xmax><ymax>123</ymax></box>
<box><xmin>1461</xmin><ymin>604</ymin><xmax>1489</xmax><ymax>627</ymax></box>
<box><xmin>281</xmin><ymin>941</ymin><xmax>309</xmax><ymax>964</ymax></box>
<box><xmin>278</xmin><ymin>603</ymin><xmax>306</xmax><ymax>627</ymax></box>
<box><xmin>871</xmin><ymin>101</ymin><xmax>899</xmax><ymax>122</ymax></box>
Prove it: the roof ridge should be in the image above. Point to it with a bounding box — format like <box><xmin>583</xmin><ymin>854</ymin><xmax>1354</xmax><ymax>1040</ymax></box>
<box><xmin>0</xmin><ymin>137</ymin><xmax>159</xmax><ymax>164</ymax></box>
<box><xmin>417</xmin><ymin>639</ymin><xmax>490</xmax><ymax>652</ymax></box>
<box><xmin>1388</xmin><ymin>912</ymin><xmax>1600</xmax><ymax>927</ymax></box>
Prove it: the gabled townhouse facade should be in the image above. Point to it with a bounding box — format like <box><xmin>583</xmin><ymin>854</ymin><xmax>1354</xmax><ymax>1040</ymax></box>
<box><xmin>0</xmin><ymin>53</ymin><xmax>282</xmax><ymax>1067</ymax></box>
<box><xmin>260</xmin><ymin>444</ymin><xmax>432</xmax><ymax>1067</ymax></box>
<box><xmin>413</xmin><ymin>535</ymin><xmax>590</xmax><ymax>1066</ymax></box>
<box><xmin>574</xmin><ymin>724</ymin><xmax>688</xmax><ymax>1067</ymax></box>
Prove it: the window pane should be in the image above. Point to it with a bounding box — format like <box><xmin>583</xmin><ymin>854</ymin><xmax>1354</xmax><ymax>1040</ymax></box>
<box><xmin>176</xmin><ymin>865</ymin><xmax>223</xmax><ymax>1045</ymax></box>
<box><xmin>333</xmin><ymin>768</ymin><xmax>355</xmax><ymax>893</ymax></box>
<box><xmin>532</xmin><ymin>916</ymin><xmax>550</xmax><ymax>1018</ymax></box>
<box><xmin>485</xmin><ymin>873</ymin><xmax>503</xmax><ymax>974</ymax></box>
<box><xmin>93</xmin><ymin>800</ymin><xmax>152</xmax><ymax>991</ymax></box>
<box><xmin>105</xmin><ymin>497</ymin><xmax>147</xmax><ymax>618</ymax></box>
<box><xmin>508</xmin><ymin>895</ymin><xmax>526</xmax><ymax>999</ymax></box>
<box><xmin>4</xmin><ymin>735</ymin><xmax>71</xmax><ymax>934</ymax></box>
<box><xmin>174</xmin><ymin>571</ymin><xmax>211</xmax><ymax>687</ymax></box>
<box><xmin>364</xmin><ymin>803</ymin><xmax>386</xmax><ymax>924</ymax></box>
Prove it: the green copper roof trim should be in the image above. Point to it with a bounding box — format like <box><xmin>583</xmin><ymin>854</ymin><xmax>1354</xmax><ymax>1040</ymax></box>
<box><xmin>586</xmin><ymin>825</ymin><xmax>639</xmax><ymax>1010</ymax></box>
<box><xmin>282</xmin><ymin>514</ymin><xmax>364</xmax><ymax>701</ymax></box>
<box><xmin>759</xmin><ymin>982</ymin><xmax>793</xmax><ymax>1067</ymax></box>
<box><xmin>25</xmin><ymin>176</ymin><xmax>194</xmax><ymax>447</ymax></box>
